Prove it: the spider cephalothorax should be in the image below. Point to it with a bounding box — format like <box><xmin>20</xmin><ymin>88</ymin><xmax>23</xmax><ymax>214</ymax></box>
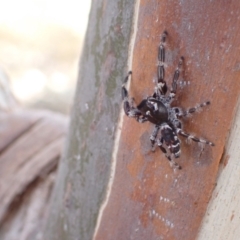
<box><xmin>122</xmin><ymin>31</ymin><xmax>214</xmax><ymax>170</ymax></box>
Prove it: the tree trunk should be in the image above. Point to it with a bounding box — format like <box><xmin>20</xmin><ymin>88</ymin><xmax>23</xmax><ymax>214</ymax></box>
<box><xmin>44</xmin><ymin>0</ymin><xmax>136</xmax><ymax>239</ymax></box>
<box><xmin>44</xmin><ymin>0</ymin><xmax>240</xmax><ymax>240</ymax></box>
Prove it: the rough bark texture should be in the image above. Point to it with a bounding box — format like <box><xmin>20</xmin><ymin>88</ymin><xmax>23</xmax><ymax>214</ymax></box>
<box><xmin>45</xmin><ymin>0</ymin><xmax>240</xmax><ymax>240</ymax></box>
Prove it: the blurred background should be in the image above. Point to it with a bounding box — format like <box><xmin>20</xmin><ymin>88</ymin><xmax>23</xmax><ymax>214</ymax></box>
<box><xmin>0</xmin><ymin>0</ymin><xmax>91</xmax><ymax>114</ymax></box>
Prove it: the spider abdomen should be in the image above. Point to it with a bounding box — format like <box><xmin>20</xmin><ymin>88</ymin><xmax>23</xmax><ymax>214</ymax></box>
<box><xmin>161</xmin><ymin>125</ymin><xmax>181</xmax><ymax>158</ymax></box>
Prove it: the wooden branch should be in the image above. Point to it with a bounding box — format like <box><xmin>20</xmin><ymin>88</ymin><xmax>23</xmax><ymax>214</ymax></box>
<box><xmin>0</xmin><ymin>110</ymin><xmax>68</xmax><ymax>240</ymax></box>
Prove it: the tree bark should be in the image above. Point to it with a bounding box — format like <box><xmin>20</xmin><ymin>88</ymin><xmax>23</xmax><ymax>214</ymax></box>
<box><xmin>44</xmin><ymin>1</ymin><xmax>136</xmax><ymax>239</ymax></box>
<box><xmin>44</xmin><ymin>0</ymin><xmax>240</xmax><ymax>240</ymax></box>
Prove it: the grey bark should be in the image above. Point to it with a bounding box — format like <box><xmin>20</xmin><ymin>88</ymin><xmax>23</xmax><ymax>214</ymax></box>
<box><xmin>43</xmin><ymin>0</ymin><xmax>135</xmax><ymax>239</ymax></box>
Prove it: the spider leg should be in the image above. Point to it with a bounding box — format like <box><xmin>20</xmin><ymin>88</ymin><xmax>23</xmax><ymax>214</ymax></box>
<box><xmin>122</xmin><ymin>72</ymin><xmax>148</xmax><ymax>123</ymax></box>
<box><xmin>173</xmin><ymin>101</ymin><xmax>210</xmax><ymax>117</ymax></box>
<box><xmin>155</xmin><ymin>31</ymin><xmax>168</xmax><ymax>96</ymax></box>
<box><xmin>172</xmin><ymin>118</ymin><xmax>182</xmax><ymax>129</ymax></box>
<box><xmin>169</xmin><ymin>56</ymin><xmax>184</xmax><ymax>100</ymax></box>
<box><xmin>150</xmin><ymin>125</ymin><xmax>160</xmax><ymax>149</ymax></box>
<box><xmin>177</xmin><ymin>129</ymin><xmax>215</xmax><ymax>146</ymax></box>
<box><xmin>157</xmin><ymin>137</ymin><xmax>182</xmax><ymax>169</ymax></box>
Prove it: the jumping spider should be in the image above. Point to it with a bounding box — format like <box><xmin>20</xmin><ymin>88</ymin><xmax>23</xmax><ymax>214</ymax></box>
<box><xmin>122</xmin><ymin>31</ymin><xmax>214</xmax><ymax>170</ymax></box>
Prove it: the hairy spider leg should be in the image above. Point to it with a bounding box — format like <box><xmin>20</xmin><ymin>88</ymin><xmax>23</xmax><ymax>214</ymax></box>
<box><xmin>157</xmin><ymin>137</ymin><xmax>182</xmax><ymax>170</ymax></box>
<box><xmin>177</xmin><ymin>129</ymin><xmax>215</xmax><ymax>146</ymax></box>
<box><xmin>171</xmin><ymin>118</ymin><xmax>182</xmax><ymax>129</ymax></box>
<box><xmin>169</xmin><ymin>56</ymin><xmax>184</xmax><ymax>100</ymax></box>
<box><xmin>122</xmin><ymin>72</ymin><xmax>148</xmax><ymax>123</ymax></box>
<box><xmin>155</xmin><ymin>31</ymin><xmax>168</xmax><ymax>96</ymax></box>
<box><xmin>150</xmin><ymin>125</ymin><xmax>160</xmax><ymax>148</ymax></box>
<box><xmin>173</xmin><ymin>101</ymin><xmax>211</xmax><ymax>117</ymax></box>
